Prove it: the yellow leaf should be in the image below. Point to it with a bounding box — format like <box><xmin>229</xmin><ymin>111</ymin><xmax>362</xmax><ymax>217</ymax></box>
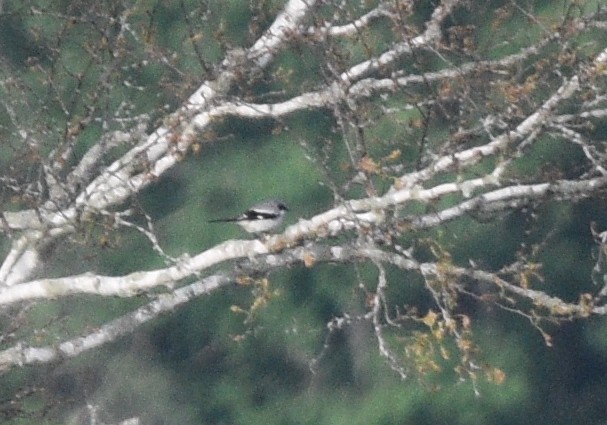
<box><xmin>303</xmin><ymin>251</ymin><xmax>316</xmax><ymax>267</ymax></box>
<box><xmin>488</xmin><ymin>368</ymin><xmax>506</xmax><ymax>385</ymax></box>
<box><xmin>230</xmin><ymin>305</ymin><xmax>246</xmax><ymax>314</ymax></box>
<box><xmin>384</xmin><ymin>149</ymin><xmax>401</xmax><ymax>161</ymax></box>
<box><xmin>236</xmin><ymin>276</ymin><xmax>252</xmax><ymax>286</ymax></box>
<box><xmin>422</xmin><ymin>310</ymin><xmax>438</xmax><ymax>327</ymax></box>
<box><xmin>457</xmin><ymin>338</ymin><xmax>473</xmax><ymax>352</ymax></box>
<box><xmin>433</xmin><ymin>327</ymin><xmax>446</xmax><ymax>341</ymax></box>
<box><xmin>230</xmin><ymin>334</ymin><xmax>245</xmax><ymax>342</ymax></box>
<box><xmin>358</xmin><ymin>155</ymin><xmax>380</xmax><ymax>174</ymax></box>
<box><xmin>440</xmin><ymin>346</ymin><xmax>450</xmax><ymax>360</ymax></box>
<box><xmin>445</xmin><ymin>317</ymin><xmax>457</xmax><ymax>333</ymax></box>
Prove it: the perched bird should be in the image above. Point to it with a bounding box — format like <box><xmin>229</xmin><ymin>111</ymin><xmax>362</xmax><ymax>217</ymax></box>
<box><xmin>209</xmin><ymin>199</ymin><xmax>289</xmax><ymax>234</ymax></box>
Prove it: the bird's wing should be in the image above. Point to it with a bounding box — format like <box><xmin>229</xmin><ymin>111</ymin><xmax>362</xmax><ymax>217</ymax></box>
<box><xmin>243</xmin><ymin>209</ymin><xmax>279</xmax><ymax>220</ymax></box>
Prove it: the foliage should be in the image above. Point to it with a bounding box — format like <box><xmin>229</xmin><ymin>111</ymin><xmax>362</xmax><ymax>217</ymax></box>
<box><xmin>0</xmin><ymin>0</ymin><xmax>607</xmax><ymax>424</ymax></box>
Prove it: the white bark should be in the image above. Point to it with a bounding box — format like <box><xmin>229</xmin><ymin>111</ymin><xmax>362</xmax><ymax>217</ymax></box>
<box><xmin>0</xmin><ymin>0</ymin><xmax>606</xmax><ymax>374</ymax></box>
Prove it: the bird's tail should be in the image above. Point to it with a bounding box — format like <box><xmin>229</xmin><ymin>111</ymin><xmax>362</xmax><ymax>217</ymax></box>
<box><xmin>208</xmin><ymin>218</ymin><xmax>239</xmax><ymax>223</ymax></box>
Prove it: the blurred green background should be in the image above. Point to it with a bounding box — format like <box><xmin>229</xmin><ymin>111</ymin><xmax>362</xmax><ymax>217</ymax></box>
<box><xmin>1</xmin><ymin>0</ymin><xmax>607</xmax><ymax>424</ymax></box>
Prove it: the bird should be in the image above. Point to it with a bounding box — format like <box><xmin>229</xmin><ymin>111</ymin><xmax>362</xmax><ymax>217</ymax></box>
<box><xmin>209</xmin><ymin>199</ymin><xmax>289</xmax><ymax>234</ymax></box>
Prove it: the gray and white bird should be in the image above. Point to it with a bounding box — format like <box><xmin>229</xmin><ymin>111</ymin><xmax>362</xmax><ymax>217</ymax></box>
<box><xmin>209</xmin><ymin>199</ymin><xmax>289</xmax><ymax>234</ymax></box>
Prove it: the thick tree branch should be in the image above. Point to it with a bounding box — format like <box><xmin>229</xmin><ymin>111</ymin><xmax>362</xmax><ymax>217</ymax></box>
<box><xmin>0</xmin><ymin>0</ymin><xmax>317</xmax><ymax>286</ymax></box>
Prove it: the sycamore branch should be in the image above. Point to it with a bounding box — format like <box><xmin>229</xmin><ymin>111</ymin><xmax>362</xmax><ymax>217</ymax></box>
<box><xmin>2</xmin><ymin>239</ymin><xmax>605</xmax><ymax>371</ymax></box>
<box><xmin>0</xmin><ymin>0</ymin><xmax>317</xmax><ymax>286</ymax></box>
<box><xmin>1</xmin><ymin>0</ymin><xmax>606</xmax><ymax>378</ymax></box>
<box><xmin>0</xmin><ymin>273</ymin><xmax>233</xmax><ymax>371</ymax></box>
<box><xmin>2</xmin><ymin>174</ymin><xmax>606</xmax><ymax>306</ymax></box>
